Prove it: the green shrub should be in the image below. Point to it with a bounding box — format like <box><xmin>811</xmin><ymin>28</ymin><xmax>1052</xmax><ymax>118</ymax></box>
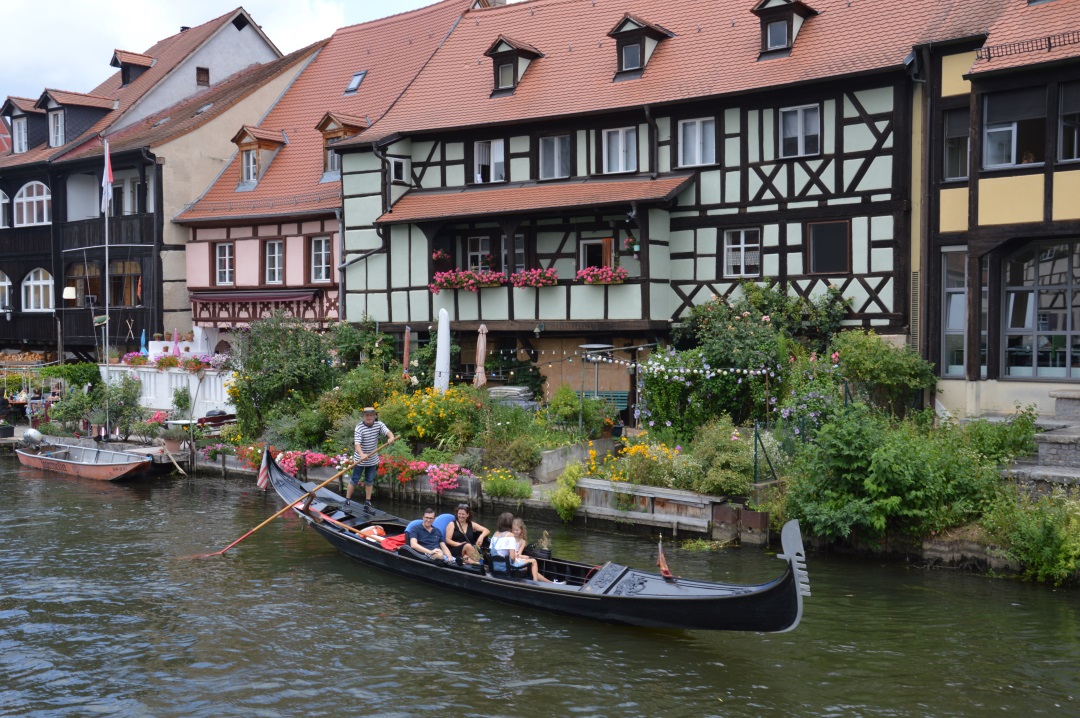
<box><xmin>486</xmin><ymin>435</ymin><xmax>542</xmax><ymax>472</ymax></box>
<box><xmin>418</xmin><ymin>446</ymin><xmax>455</xmax><ymax>465</ymax></box>
<box><xmin>982</xmin><ymin>486</ymin><xmax>1080</xmax><ymax>585</ymax></box>
<box><xmin>549</xmin><ymin>461</ymin><xmax>584</xmax><ymax>523</ymax></box>
<box><xmin>316</xmin><ymin>363</ymin><xmax>403</xmax><ymax>426</ymax></box>
<box><xmin>35</xmin><ymin>421</ymin><xmax>71</xmax><ymax>436</ymax></box>
<box><xmin>544</xmin><ymin>384</ymin><xmax>607</xmax><ymax>438</ymax></box>
<box><xmin>687</xmin><ymin>417</ymin><xmax>755</xmax><ymax>497</ymax></box>
<box><xmin>481</xmin><ymin>467</ymin><xmax>533</xmax><ymax>499</ymax></box>
<box><xmin>262</xmin><ymin>406</ymin><xmax>332</xmax><ymax>451</ymax></box>
<box><xmin>829</xmin><ymin>330</ymin><xmax>936</xmax><ymax>417</ymax></box>
<box><xmin>100</xmin><ymin>374</ymin><xmax>148</xmax><ymax>440</ymax></box>
<box><xmin>962</xmin><ymin>403</ymin><xmax>1039</xmax><ymax>464</ymax></box>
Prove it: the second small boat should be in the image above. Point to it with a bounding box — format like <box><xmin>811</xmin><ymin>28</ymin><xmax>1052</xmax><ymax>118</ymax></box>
<box><xmin>17</xmin><ymin>440</ymin><xmax>154</xmax><ymax>481</ymax></box>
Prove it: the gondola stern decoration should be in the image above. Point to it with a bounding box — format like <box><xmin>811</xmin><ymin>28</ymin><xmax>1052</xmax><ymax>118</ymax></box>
<box><xmin>775</xmin><ymin>519</ymin><xmax>811</xmax><ymax>633</ymax></box>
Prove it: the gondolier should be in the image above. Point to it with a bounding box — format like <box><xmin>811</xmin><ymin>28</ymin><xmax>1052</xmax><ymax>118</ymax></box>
<box><xmin>345</xmin><ymin>407</ymin><xmax>395</xmax><ymax>510</ymax></box>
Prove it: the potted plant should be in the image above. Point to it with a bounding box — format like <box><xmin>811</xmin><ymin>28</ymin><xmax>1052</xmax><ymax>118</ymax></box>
<box><xmin>164</xmin><ymin>331</ymin><xmax>172</xmax><ymax>341</ymax></box>
<box><xmin>184</xmin><ymin>331</ymin><xmax>194</xmax><ymax>342</ymax></box>
<box><xmin>152</xmin><ymin>332</ymin><xmax>163</xmax><ymax>341</ymax></box>
<box><xmin>160</xmin><ymin>426</ymin><xmax>188</xmax><ymax>453</ymax></box>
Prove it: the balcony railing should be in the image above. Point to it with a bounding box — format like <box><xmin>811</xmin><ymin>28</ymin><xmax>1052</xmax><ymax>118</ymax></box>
<box><xmin>0</xmin><ymin>224</ymin><xmax>52</xmax><ymax>254</ymax></box>
<box><xmin>62</xmin><ymin>214</ymin><xmax>154</xmax><ymax>251</ymax></box>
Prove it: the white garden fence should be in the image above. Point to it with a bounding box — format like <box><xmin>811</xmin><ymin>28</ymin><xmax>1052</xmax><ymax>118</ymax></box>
<box><xmin>97</xmin><ymin>365</ymin><xmax>234</xmax><ymax>416</ymax></box>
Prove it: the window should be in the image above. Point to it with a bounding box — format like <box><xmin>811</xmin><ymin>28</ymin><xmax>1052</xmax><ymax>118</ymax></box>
<box><xmin>466</xmin><ymin>236</ymin><xmax>491</xmax><ymax>272</ymax></box>
<box><xmin>390</xmin><ymin>157</ymin><xmax>409</xmax><ymax>184</ymax></box>
<box><xmin>311</xmin><ymin>237</ymin><xmax>332</xmax><ymax>283</ymax></box>
<box><xmin>0</xmin><ymin>190</ymin><xmax>8</xmax><ymax>229</ymax></box>
<box><xmin>265</xmin><ymin>240</ymin><xmax>283</xmax><ymax>284</ymax></box>
<box><xmin>109</xmin><ymin>260</ymin><xmax>142</xmax><ymax>306</ymax></box>
<box><xmin>496</xmin><ymin>63</ymin><xmax>514</xmax><ymax>90</ymax></box>
<box><xmin>66</xmin><ymin>263</ymin><xmax>101</xmax><ymax>308</ymax></box>
<box><xmin>807</xmin><ymin>221</ymin><xmax>849</xmax><ymax>274</ymax></box>
<box><xmin>620</xmin><ymin>42</ymin><xmax>641</xmax><ymax>71</ymax></box>
<box><xmin>196</xmin><ymin>67</ymin><xmax>210</xmax><ymax>87</ymax></box>
<box><xmin>473</xmin><ymin>140</ymin><xmax>505</xmax><ymax>183</ymax></box>
<box><xmin>502</xmin><ymin>234</ymin><xmax>526</xmax><ymax>274</ymax></box>
<box><xmin>942</xmin><ymin>252</ymin><xmax>967</xmax><ymax>376</ymax></box>
<box><xmin>325</xmin><ymin>147</ymin><xmax>340</xmax><ymax>174</ymax></box>
<box><xmin>21</xmin><ymin>268</ymin><xmax>53</xmax><ymax>312</ymax></box>
<box><xmin>216</xmin><ymin>243</ymin><xmax>234</xmax><ymax>285</ymax></box>
<box><xmin>49</xmin><ymin>110</ymin><xmax>64</xmax><ymax>147</ymax></box>
<box><xmin>12</xmin><ymin>117</ymin><xmax>27</xmax><ymax>153</ymax></box>
<box><xmin>539</xmin><ymin>134</ymin><xmax>571</xmax><ymax>179</ymax></box>
<box><xmin>944</xmin><ymin>109</ymin><xmax>970</xmax><ymax>180</ymax></box>
<box><xmin>344</xmin><ymin>70</ymin><xmax>367</xmax><ymax>94</ymax></box>
<box><xmin>0</xmin><ymin>271</ymin><xmax>11</xmax><ymax>309</ymax></box>
<box><xmin>579</xmin><ymin>237</ymin><xmax>614</xmax><ymax>270</ymax></box>
<box><xmin>1060</xmin><ymin>81</ymin><xmax>1080</xmax><ymax>162</ymax></box>
<box><xmin>766</xmin><ymin>20</ymin><xmax>789</xmax><ymax>49</ymax></box>
<box><xmin>723</xmin><ymin>229</ymin><xmax>761</xmax><ymax>278</ymax></box>
<box><xmin>242</xmin><ymin>150</ymin><xmax>258</xmax><ymax>182</ymax></box>
<box><xmin>1003</xmin><ymin>243</ymin><xmax>1080</xmax><ymax>377</ymax></box>
<box><xmin>13</xmin><ymin>182</ymin><xmax>51</xmax><ymax>227</ymax></box>
<box><xmin>983</xmin><ymin>87</ymin><xmax>1045</xmax><ymax>168</ymax></box>
<box><xmin>780</xmin><ymin>105</ymin><xmax>820</xmax><ymax>158</ymax></box>
<box><xmin>603</xmin><ymin>127</ymin><xmax>637</xmax><ymax>173</ymax></box>
<box><xmin>679</xmin><ymin>118</ymin><xmax>716</xmax><ymax>167</ymax></box>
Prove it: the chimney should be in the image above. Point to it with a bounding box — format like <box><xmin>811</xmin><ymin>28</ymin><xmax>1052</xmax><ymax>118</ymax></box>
<box><xmin>180</xmin><ymin>26</ymin><xmax>191</xmax><ymax>32</ymax></box>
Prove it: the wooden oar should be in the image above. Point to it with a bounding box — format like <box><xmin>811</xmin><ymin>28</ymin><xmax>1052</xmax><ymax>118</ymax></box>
<box><xmin>180</xmin><ymin>462</ymin><xmax>353</xmax><ymax>560</ymax></box>
<box><xmin>161</xmin><ymin>443</ymin><xmax>187</xmax><ymax>477</ymax></box>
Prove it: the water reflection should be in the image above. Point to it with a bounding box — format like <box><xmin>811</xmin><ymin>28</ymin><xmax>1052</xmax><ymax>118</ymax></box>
<box><xmin>1</xmin><ymin>459</ymin><xmax>1077</xmax><ymax>717</ymax></box>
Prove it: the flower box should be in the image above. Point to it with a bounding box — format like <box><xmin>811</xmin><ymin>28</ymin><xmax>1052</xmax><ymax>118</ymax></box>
<box><xmin>576</xmin><ymin>266</ymin><xmax>629</xmax><ymax>285</ymax></box>
<box><xmin>509</xmin><ymin>267</ymin><xmax>559</xmax><ymax>288</ymax></box>
<box><xmin>429</xmin><ymin>269</ymin><xmax>507</xmax><ymax>294</ymax></box>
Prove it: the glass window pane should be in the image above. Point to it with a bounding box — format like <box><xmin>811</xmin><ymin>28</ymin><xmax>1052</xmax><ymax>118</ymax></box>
<box><xmin>944</xmin><ymin>253</ymin><xmax>966</xmax><ymax>288</ymax></box>
<box><xmin>945</xmin><ymin>136</ymin><xmax>968</xmax><ymax>179</ymax></box>
<box><xmin>1037</xmin><ymin>289</ymin><xmax>1067</xmax><ymax>331</ymax></box>
<box><xmin>1006</xmin><ymin>291</ymin><xmax>1033</xmax><ymax>329</ymax></box>
<box><xmin>984</xmin><ymin>124</ymin><xmax>1013</xmax><ymax>166</ymax></box>
<box><xmin>540</xmin><ymin>138</ymin><xmax>555</xmax><ymax>179</ymax></box>
<box><xmin>1005</xmin><ymin>250</ymin><xmax>1035</xmax><ymax>286</ymax></box>
<box><xmin>558</xmin><ymin>135</ymin><xmax>571</xmax><ymax>177</ymax></box>
<box><xmin>1005</xmin><ymin>334</ymin><xmax>1034</xmax><ymax>375</ymax></box>
<box><xmin>945</xmin><ymin>293</ymin><xmax>966</xmax><ymax>330</ymax></box>
<box><xmin>767</xmin><ymin>20</ymin><xmax>787</xmax><ymax>48</ymax></box>
<box><xmin>1073</xmin><ymin>290</ymin><xmax>1080</xmax><ymax>334</ymax></box>
<box><xmin>702</xmin><ymin>119</ymin><xmax>716</xmax><ymax>164</ymax></box>
<box><xmin>605</xmin><ymin>132</ymin><xmax>620</xmax><ymax>172</ymax></box>
<box><xmin>1072</xmin><ymin>334</ymin><xmax>1080</xmax><ymax>377</ymax></box>
<box><xmin>1037</xmin><ymin>335</ymin><xmax>1067</xmax><ymax>376</ymax></box>
<box><xmin>625</xmin><ymin>129</ymin><xmax>637</xmax><ymax>170</ymax></box>
<box><xmin>1038</xmin><ymin>245</ymin><xmax>1070</xmax><ymax>285</ymax></box>
<box><xmin>681</xmin><ymin>122</ymin><xmax>697</xmax><ymax>166</ymax></box>
<box><xmin>944</xmin><ymin>334</ymin><xmax>965</xmax><ymax>376</ymax></box>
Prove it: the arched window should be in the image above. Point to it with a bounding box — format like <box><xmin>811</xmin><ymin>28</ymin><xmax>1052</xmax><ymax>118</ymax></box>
<box><xmin>14</xmin><ymin>182</ymin><xmax>51</xmax><ymax>227</ymax></box>
<box><xmin>109</xmin><ymin>260</ymin><xmax>142</xmax><ymax>307</ymax></box>
<box><xmin>65</xmin><ymin>263</ymin><xmax>101</xmax><ymax>308</ymax></box>
<box><xmin>0</xmin><ymin>271</ymin><xmax>11</xmax><ymax>309</ymax></box>
<box><xmin>0</xmin><ymin>189</ymin><xmax>9</xmax><ymax>229</ymax></box>
<box><xmin>22</xmin><ymin>268</ymin><xmax>53</xmax><ymax>311</ymax></box>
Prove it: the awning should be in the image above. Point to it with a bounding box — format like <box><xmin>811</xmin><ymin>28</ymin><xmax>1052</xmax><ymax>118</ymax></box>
<box><xmin>376</xmin><ymin>174</ymin><xmax>694</xmax><ymax>225</ymax></box>
<box><xmin>189</xmin><ymin>290</ymin><xmax>316</xmax><ymax>303</ymax></box>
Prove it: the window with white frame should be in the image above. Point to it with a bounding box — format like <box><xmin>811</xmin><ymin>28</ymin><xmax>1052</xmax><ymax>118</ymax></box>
<box><xmin>780</xmin><ymin>104</ymin><xmax>820</xmax><ymax>158</ymax></box>
<box><xmin>942</xmin><ymin>252</ymin><xmax>967</xmax><ymax>376</ymax></box>
<box><xmin>603</xmin><ymin>127</ymin><xmax>637</xmax><ymax>174</ymax></box>
<box><xmin>311</xmin><ymin>236</ymin><xmax>332</xmax><ymax>282</ymax></box>
<box><xmin>13</xmin><ymin>182</ymin><xmax>51</xmax><ymax>227</ymax></box>
<box><xmin>620</xmin><ymin>43</ymin><xmax>642</xmax><ymax>71</ymax></box>
<box><xmin>265</xmin><ymin>240</ymin><xmax>283</xmax><ymax>284</ymax></box>
<box><xmin>21</xmin><ymin>268</ymin><xmax>53</xmax><ymax>311</ymax></box>
<box><xmin>0</xmin><ymin>190</ymin><xmax>8</xmax><ymax>228</ymax></box>
<box><xmin>496</xmin><ymin>62</ymin><xmax>514</xmax><ymax>90</ymax></box>
<box><xmin>49</xmin><ymin>110</ymin><xmax>64</xmax><ymax>147</ymax></box>
<box><xmin>473</xmin><ymin>140</ymin><xmax>505</xmax><ymax>183</ymax></box>
<box><xmin>679</xmin><ymin>118</ymin><xmax>716</xmax><ymax>167</ymax></box>
<box><xmin>216</xmin><ymin>243</ymin><xmax>234</xmax><ymax>285</ymax></box>
<box><xmin>807</xmin><ymin>221</ymin><xmax>849</xmax><ymax>274</ymax></box>
<box><xmin>723</xmin><ymin>229</ymin><xmax>761</xmax><ymax>278</ymax></box>
<box><xmin>390</xmin><ymin>157</ymin><xmax>409</xmax><ymax>184</ymax></box>
<box><xmin>466</xmin><ymin>236</ymin><xmax>491</xmax><ymax>272</ymax></box>
<box><xmin>12</xmin><ymin>117</ymin><xmax>27</xmax><ymax>154</ymax></box>
<box><xmin>766</xmin><ymin>20</ymin><xmax>789</xmax><ymax>50</ymax></box>
<box><xmin>0</xmin><ymin>271</ymin><xmax>10</xmax><ymax>309</ymax></box>
<box><xmin>539</xmin><ymin>134</ymin><xmax>571</xmax><ymax>179</ymax></box>
<box><xmin>1060</xmin><ymin>81</ymin><xmax>1080</xmax><ymax>162</ymax></box>
<box><xmin>325</xmin><ymin>147</ymin><xmax>340</xmax><ymax>174</ymax></box>
<box><xmin>344</xmin><ymin>70</ymin><xmax>367</xmax><ymax>94</ymax></box>
<box><xmin>501</xmin><ymin>234</ymin><xmax>526</xmax><ymax>274</ymax></box>
<box><xmin>983</xmin><ymin>87</ymin><xmax>1045</xmax><ymax>168</ymax></box>
<box><xmin>944</xmin><ymin>109</ymin><xmax>969</xmax><ymax>180</ymax></box>
<box><xmin>241</xmin><ymin>150</ymin><xmax>258</xmax><ymax>182</ymax></box>
<box><xmin>579</xmin><ymin>237</ymin><xmax>613</xmax><ymax>269</ymax></box>
<box><xmin>109</xmin><ymin>259</ymin><xmax>142</xmax><ymax>306</ymax></box>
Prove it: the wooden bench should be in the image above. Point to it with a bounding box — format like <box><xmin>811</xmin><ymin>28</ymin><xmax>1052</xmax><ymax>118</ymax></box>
<box><xmin>575</xmin><ymin>390</ymin><xmax>630</xmax><ymax>411</ymax></box>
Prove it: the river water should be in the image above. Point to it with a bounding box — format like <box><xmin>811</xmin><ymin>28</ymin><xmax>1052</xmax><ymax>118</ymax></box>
<box><xmin>1</xmin><ymin>457</ymin><xmax>1077</xmax><ymax>718</ymax></box>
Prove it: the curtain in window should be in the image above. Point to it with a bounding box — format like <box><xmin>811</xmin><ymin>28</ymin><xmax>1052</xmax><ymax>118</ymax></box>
<box><xmin>602</xmin><ymin>237</ymin><xmax>613</xmax><ymax>268</ymax></box>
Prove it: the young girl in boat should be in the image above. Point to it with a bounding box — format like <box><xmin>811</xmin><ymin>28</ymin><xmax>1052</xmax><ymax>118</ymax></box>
<box><xmin>444</xmin><ymin>503</ymin><xmax>489</xmax><ymax>564</ymax></box>
<box><xmin>490</xmin><ymin>512</ymin><xmax>551</xmax><ymax>582</ymax></box>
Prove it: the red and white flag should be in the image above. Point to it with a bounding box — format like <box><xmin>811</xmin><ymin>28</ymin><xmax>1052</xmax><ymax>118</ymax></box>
<box><xmin>100</xmin><ymin>139</ymin><xmax>113</xmax><ymax>214</ymax></box>
<box><xmin>256</xmin><ymin>447</ymin><xmax>270</xmax><ymax>490</ymax></box>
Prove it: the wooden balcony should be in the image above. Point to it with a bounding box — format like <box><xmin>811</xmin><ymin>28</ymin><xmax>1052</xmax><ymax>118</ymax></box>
<box><xmin>61</xmin><ymin>306</ymin><xmax>153</xmax><ymax>349</ymax></box>
<box><xmin>61</xmin><ymin>214</ymin><xmax>155</xmax><ymax>251</ymax></box>
<box><xmin>0</xmin><ymin>225</ymin><xmax>53</xmax><ymax>255</ymax></box>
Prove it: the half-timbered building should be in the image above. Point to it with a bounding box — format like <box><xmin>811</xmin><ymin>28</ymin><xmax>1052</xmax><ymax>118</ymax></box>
<box><xmin>922</xmin><ymin>0</ymin><xmax>1080</xmax><ymax>418</ymax></box>
<box><xmin>336</xmin><ymin>0</ymin><xmax>992</xmax><ymax>398</ymax></box>
<box><xmin>174</xmin><ymin>0</ymin><xmax>473</xmax><ymax>350</ymax></box>
<box><xmin>0</xmin><ymin>9</ymin><xmax>293</xmax><ymax>359</ymax></box>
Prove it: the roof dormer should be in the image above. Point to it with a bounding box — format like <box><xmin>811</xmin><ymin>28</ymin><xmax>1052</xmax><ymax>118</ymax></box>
<box><xmin>231</xmin><ymin>125</ymin><xmax>285</xmax><ymax>189</ymax></box>
<box><xmin>752</xmin><ymin>0</ymin><xmax>818</xmax><ymax>58</ymax></box>
<box><xmin>1</xmin><ymin>97</ymin><xmax>46</xmax><ymax>154</ymax></box>
<box><xmin>315</xmin><ymin>112</ymin><xmax>367</xmax><ymax>177</ymax></box>
<box><xmin>111</xmin><ymin>50</ymin><xmax>155</xmax><ymax>87</ymax></box>
<box><xmin>606</xmin><ymin>14</ymin><xmax>674</xmax><ymax>80</ymax></box>
<box><xmin>32</xmin><ymin>90</ymin><xmax>116</xmax><ymax>148</ymax></box>
<box><xmin>484</xmin><ymin>35</ymin><xmax>542</xmax><ymax>96</ymax></box>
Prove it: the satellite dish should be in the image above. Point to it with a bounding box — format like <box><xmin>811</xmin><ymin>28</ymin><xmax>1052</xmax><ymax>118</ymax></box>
<box><xmin>24</xmin><ymin>428</ymin><xmax>44</xmax><ymax>445</ymax></box>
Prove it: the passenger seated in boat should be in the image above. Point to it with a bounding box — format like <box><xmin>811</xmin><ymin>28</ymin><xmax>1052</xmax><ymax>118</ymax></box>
<box><xmin>491</xmin><ymin>512</ymin><xmax>552</xmax><ymax>583</ymax></box>
<box><xmin>444</xmin><ymin>503</ymin><xmax>489</xmax><ymax>564</ymax></box>
<box><xmin>408</xmin><ymin>507</ymin><xmax>451</xmax><ymax>561</ymax></box>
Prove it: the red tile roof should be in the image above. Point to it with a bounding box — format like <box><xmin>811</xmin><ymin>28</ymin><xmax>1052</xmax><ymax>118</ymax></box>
<box><xmin>233</xmin><ymin>125</ymin><xmax>287</xmax><ymax>144</ymax></box>
<box><xmin>376</xmin><ymin>174</ymin><xmax>692</xmax><ymax>224</ymax></box>
<box><xmin>112</xmin><ymin>50</ymin><xmax>155</xmax><ymax>68</ymax></box>
<box><xmin>36</xmin><ymin>90</ymin><xmax>116</xmax><ymax>110</ymax></box>
<box><xmin>968</xmin><ymin>0</ymin><xmax>1080</xmax><ymax>76</ymax></box>
<box><xmin>3</xmin><ymin>96</ymin><xmax>44</xmax><ymax>115</ymax></box>
<box><xmin>353</xmin><ymin>0</ymin><xmax>1006</xmax><ymax>145</ymax></box>
<box><xmin>177</xmin><ymin>0</ymin><xmax>473</xmax><ymax>224</ymax></box>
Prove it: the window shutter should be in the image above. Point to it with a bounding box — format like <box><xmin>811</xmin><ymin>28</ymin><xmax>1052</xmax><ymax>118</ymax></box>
<box><xmin>986</xmin><ymin>87</ymin><xmax>1046</xmax><ymax>123</ymax></box>
<box><xmin>1062</xmin><ymin>82</ymin><xmax>1080</xmax><ymax>116</ymax></box>
<box><xmin>602</xmin><ymin>237</ymin><xmax>614</xmax><ymax>268</ymax></box>
<box><xmin>945</xmin><ymin>109</ymin><xmax>969</xmax><ymax>138</ymax></box>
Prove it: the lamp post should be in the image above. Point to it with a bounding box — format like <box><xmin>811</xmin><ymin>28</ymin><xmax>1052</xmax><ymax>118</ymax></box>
<box><xmin>59</xmin><ymin>287</ymin><xmax>76</xmax><ymax>367</ymax></box>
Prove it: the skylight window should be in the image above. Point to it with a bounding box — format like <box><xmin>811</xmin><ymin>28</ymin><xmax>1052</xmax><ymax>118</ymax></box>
<box><xmin>345</xmin><ymin>71</ymin><xmax>367</xmax><ymax>94</ymax></box>
<box><xmin>196</xmin><ymin>103</ymin><xmax>213</xmax><ymax>115</ymax></box>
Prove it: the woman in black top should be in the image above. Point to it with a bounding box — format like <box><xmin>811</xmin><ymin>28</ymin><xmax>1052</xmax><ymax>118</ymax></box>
<box><xmin>444</xmin><ymin>503</ymin><xmax>489</xmax><ymax>563</ymax></box>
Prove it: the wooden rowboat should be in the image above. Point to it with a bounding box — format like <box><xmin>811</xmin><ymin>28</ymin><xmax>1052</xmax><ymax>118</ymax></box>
<box><xmin>16</xmin><ymin>441</ymin><xmax>153</xmax><ymax>481</ymax></box>
<box><xmin>267</xmin><ymin>453</ymin><xmax>812</xmax><ymax>632</ymax></box>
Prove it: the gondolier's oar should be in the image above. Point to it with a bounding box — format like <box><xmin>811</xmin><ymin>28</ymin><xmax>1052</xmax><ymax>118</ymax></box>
<box><xmin>161</xmin><ymin>443</ymin><xmax>187</xmax><ymax>477</ymax></box>
<box><xmin>181</xmin><ymin>462</ymin><xmax>353</xmax><ymax>560</ymax></box>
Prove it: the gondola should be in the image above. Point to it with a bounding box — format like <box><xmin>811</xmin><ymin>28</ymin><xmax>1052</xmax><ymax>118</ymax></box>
<box><xmin>268</xmin><ymin>454</ymin><xmax>811</xmax><ymax>632</ymax></box>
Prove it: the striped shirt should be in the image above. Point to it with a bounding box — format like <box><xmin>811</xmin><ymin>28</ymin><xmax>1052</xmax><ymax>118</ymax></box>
<box><xmin>353</xmin><ymin>420</ymin><xmax>390</xmax><ymax>466</ymax></box>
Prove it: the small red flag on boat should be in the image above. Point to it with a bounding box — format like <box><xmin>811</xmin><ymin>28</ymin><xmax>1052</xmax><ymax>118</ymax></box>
<box><xmin>657</xmin><ymin>536</ymin><xmax>676</xmax><ymax>581</ymax></box>
<box><xmin>256</xmin><ymin>448</ymin><xmax>270</xmax><ymax>490</ymax></box>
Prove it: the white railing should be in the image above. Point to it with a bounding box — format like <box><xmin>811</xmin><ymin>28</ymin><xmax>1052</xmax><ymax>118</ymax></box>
<box><xmin>98</xmin><ymin>365</ymin><xmax>234</xmax><ymax>416</ymax></box>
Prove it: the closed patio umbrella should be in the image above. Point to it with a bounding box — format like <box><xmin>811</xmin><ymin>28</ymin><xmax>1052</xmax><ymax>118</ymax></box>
<box><xmin>402</xmin><ymin>326</ymin><xmax>411</xmax><ymax>380</ymax></box>
<box><xmin>434</xmin><ymin>309</ymin><xmax>450</xmax><ymax>394</ymax></box>
<box><xmin>473</xmin><ymin>324</ymin><xmax>488</xmax><ymax>388</ymax></box>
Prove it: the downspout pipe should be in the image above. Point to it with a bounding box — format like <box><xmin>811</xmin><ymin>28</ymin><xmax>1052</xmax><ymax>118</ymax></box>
<box><xmin>643</xmin><ymin>104</ymin><xmax>658</xmax><ymax>179</ymax></box>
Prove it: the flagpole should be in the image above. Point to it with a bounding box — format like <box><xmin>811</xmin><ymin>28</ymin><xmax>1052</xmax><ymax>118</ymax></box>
<box><xmin>102</xmin><ymin>139</ymin><xmax>112</xmax><ymax>436</ymax></box>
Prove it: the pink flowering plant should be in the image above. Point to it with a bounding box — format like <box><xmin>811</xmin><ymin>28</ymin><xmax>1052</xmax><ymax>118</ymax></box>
<box><xmin>509</xmin><ymin>267</ymin><xmax>558</xmax><ymax>288</ymax></box>
<box><xmin>427</xmin><ymin>463</ymin><xmax>472</xmax><ymax>494</ymax></box>
<box><xmin>429</xmin><ymin>269</ymin><xmax>506</xmax><ymax>294</ymax></box>
<box><xmin>431</xmin><ymin>249</ymin><xmax>451</xmax><ymax>262</ymax></box>
<box><xmin>576</xmin><ymin>265</ymin><xmax>629</xmax><ymax>284</ymax></box>
<box><xmin>122</xmin><ymin>351</ymin><xmax>148</xmax><ymax>366</ymax></box>
<box><xmin>276</xmin><ymin>450</ymin><xmax>348</xmax><ymax>477</ymax></box>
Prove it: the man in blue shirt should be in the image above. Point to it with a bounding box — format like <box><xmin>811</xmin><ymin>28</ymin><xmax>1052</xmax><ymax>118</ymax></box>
<box><xmin>409</xmin><ymin>508</ymin><xmax>450</xmax><ymax>561</ymax></box>
<box><xmin>345</xmin><ymin>407</ymin><xmax>395</xmax><ymax>510</ymax></box>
